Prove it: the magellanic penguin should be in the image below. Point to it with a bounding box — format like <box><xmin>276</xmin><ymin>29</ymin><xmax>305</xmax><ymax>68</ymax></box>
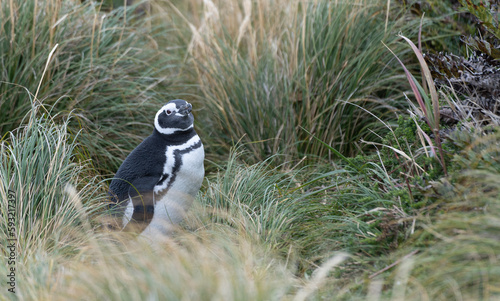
<box><xmin>108</xmin><ymin>99</ymin><xmax>204</xmax><ymax>240</ymax></box>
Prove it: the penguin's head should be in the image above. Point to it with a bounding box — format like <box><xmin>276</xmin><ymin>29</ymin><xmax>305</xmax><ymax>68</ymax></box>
<box><xmin>154</xmin><ymin>99</ymin><xmax>195</xmax><ymax>135</ymax></box>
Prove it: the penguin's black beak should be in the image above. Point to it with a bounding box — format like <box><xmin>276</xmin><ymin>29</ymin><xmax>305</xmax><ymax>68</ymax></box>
<box><xmin>178</xmin><ymin>103</ymin><xmax>192</xmax><ymax>116</ymax></box>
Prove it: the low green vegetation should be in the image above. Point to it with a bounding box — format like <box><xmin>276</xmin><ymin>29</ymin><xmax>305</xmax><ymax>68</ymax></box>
<box><xmin>1</xmin><ymin>0</ymin><xmax>499</xmax><ymax>300</ymax></box>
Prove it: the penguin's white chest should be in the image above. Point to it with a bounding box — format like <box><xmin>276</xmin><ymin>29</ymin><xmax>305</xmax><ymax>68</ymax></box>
<box><xmin>163</xmin><ymin>144</ymin><xmax>205</xmax><ymax>198</ymax></box>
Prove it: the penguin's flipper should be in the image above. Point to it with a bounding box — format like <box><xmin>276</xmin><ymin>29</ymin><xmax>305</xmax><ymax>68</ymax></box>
<box><xmin>124</xmin><ymin>176</ymin><xmax>159</xmax><ymax>232</ymax></box>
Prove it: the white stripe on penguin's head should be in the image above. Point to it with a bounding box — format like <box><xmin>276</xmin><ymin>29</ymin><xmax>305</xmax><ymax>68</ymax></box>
<box><xmin>154</xmin><ymin>101</ymin><xmax>194</xmax><ymax>135</ymax></box>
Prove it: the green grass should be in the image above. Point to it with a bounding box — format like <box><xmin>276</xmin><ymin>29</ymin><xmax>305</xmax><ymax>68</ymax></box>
<box><xmin>0</xmin><ymin>106</ymin><xmax>344</xmax><ymax>300</ymax></box>
<box><xmin>1</xmin><ymin>0</ymin><xmax>184</xmax><ymax>175</ymax></box>
<box><xmin>5</xmin><ymin>101</ymin><xmax>498</xmax><ymax>299</ymax></box>
<box><xmin>0</xmin><ymin>100</ymin><xmax>102</xmax><ymax>299</ymax></box>
<box><xmin>2</xmin><ymin>98</ymin><xmax>500</xmax><ymax>300</ymax></box>
<box><xmin>2</xmin><ymin>0</ymin><xmax>500</xmax><ymax>300</ymax></box>
<box><xmin>0</xmin><ymin>101</ymin><xmax>100</xmax><ymax>252</ymax></box>
<box><xmin>178</xmin><ymin>0</ymin><xmax>421</xmax><ymax>163</ymax></box>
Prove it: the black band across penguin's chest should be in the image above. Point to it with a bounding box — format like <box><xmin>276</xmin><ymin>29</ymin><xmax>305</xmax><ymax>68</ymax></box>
<box><xmin>155</xmin><ymin>138</ymin><xmax>203</xmax><ymax>194</ymax></box>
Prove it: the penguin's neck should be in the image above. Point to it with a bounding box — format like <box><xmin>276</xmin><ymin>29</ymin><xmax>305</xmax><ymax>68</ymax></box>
<box><xmin>153</xmin><ymin>127</ymin><xmax>197</xmax><ymax>145</ymax></box>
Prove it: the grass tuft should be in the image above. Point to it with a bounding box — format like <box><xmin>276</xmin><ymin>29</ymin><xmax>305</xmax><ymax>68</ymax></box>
<box><xmin>1</xmin><ymin>0</ymin><xmax>184</xmax><ymax>175</ymax></box>
<box><xmin>177</xmin><ymin>0</ymin><xmax>418</xmax><ymax>163</ymax></box>
<box><xmin>0</xmin><ymin>99</ymin><xmax>104</xmax><ymax>300</ymax></box>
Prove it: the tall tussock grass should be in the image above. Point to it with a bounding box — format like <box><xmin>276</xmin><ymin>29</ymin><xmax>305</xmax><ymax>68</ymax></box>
<box><xmin>0</xmin><ymin>106</ymin><xmax>345</xmax><ymax>300</ymax></box>
<box><xmin>3</xmin><ymin>0</ymin><xmax>499</xmax><ymax>300</ymax></box>
<box><xmin>1</xmin><ymin>0</ymin><xmax>182</xmax><ymax>174</ymax></box>
<box><xmin>199</xmin><ymin>152</ymin><xmax>303</xmax><ymax>252</ymax></box>
<box><xmin>176</xmin><ymin>0</ymin><xmax>417</xmax><ymax>162</ymax></box>
<box><xmin>0</xmin><ymin>102</ymin><xmax>99</xmax><ymax>252</ymax></box>
<box><xmin>3</xmin><ymin>109</ymin><xmax>498</xmax><ymax>299</ymax></box>
<box><xmin>0</xmin><ymin>100</ymin><xmax>103</xmax><ymax>301</ymax></box>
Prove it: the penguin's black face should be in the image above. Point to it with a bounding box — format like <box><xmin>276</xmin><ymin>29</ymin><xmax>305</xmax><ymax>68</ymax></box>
<box><xmin>154</xmin><ymin>99</ymin><xmax>195</xmax><ymax>135</ymax></box>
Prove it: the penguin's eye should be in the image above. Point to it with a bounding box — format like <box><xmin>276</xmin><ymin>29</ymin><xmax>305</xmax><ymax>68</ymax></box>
<box><xmin>166</xmin><ymin>110</ymin><xmax>172</xmax><ymax>115</ymax></box>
